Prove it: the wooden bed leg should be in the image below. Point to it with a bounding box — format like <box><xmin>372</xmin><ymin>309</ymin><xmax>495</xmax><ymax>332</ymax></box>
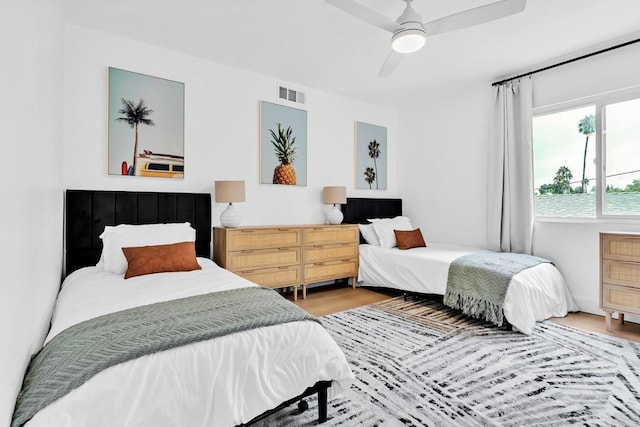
<box><xmin>302</xmin><ymin>284</ymin><xmax>307</xmax><ymax>300</ymax></box>
<box><xmin>352</xmin><ymin>276</ymin><xmax>357</xmax><ymax>289</ymax></box>
<box><xmin>293</xmin><ymin>286</ymin><xmax>298</xmax><ymax>302</ymax></box>
<box><xmin>317</xmin><ymin>383</ymin><xmax>328</xmax><ymax>423</ymax></box>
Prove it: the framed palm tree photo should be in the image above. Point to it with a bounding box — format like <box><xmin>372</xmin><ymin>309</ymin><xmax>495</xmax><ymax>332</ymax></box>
<box><xmin>355</xmin><ymin>121</ymin><xmax>387</xmax><ymax>190</ymax></box>
<box><xmin>108</xmin><ymin>67</ymin><xmax>185</xmax><ymax>178</ymax></box>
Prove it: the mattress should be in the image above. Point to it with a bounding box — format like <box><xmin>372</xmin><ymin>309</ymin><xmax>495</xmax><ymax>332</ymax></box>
<box><xmin>26</xmin><ymin>259</ymin><xmax>353</xmax><ymax>427</ymax></box>
<box><xmin>358</xmin><ymin>243</ymin><xmax>578</xmax><ymax>334</ymax></box>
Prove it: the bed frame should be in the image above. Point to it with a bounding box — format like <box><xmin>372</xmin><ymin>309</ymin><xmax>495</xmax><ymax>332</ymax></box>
<box><xmin>64</xmin><ymin>189</ymin><xmax>331</xmax><ymax>425</ymax></box>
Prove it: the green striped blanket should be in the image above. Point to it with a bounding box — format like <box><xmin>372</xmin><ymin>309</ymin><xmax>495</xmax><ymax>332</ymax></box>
<box><xmin>443</xmin><ymin>251</ymin><xmax>551</xmax><ymax>327</ymax></box>
<box><xmin>12</xmin><ymin>286</ymin><xmax>319</xmax><ymax>427</ymax></box>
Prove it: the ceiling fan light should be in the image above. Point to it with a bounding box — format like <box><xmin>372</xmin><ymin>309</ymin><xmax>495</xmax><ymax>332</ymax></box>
<box><xmin>391</xmin><ymin>29</ymin><xmax>426</xmax><ymax>53</ymax></box>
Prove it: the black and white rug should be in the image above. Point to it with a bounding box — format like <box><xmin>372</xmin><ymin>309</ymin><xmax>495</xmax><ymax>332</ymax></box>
<box><xmin>258</xmin><ymin>297</ymin><xmax>640</xmax><ymax>426</ymax></box>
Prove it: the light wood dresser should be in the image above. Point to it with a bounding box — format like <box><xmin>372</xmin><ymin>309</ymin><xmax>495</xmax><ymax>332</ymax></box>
<box><xmin>214</xmin><ymin>224</ymin><xmax>359</xmax><ymax>300</ymax></box>
<box><xmin>600</xmin><ymin>232</ymin><xmax>640</xmax><ymax>331</ymax></box>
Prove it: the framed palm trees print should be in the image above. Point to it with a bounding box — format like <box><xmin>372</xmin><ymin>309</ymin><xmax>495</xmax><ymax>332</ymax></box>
<box><xmin>108</xmin><ymin>67</ymin><xmax>185</xmax><ymax>178</ymax></box>
<box><xmin>259</xmin><ymin>101</ymin><xmax>308</xmax><ymax>186</ymax></box>
<box><xmin>355</xmin><ymin>121</ymin><xmax>387</xmax><ymax>190</ymax></box>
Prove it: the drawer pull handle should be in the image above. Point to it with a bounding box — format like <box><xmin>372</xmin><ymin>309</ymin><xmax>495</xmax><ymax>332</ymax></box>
<box><xmin>278</xmin><ymin>228</ymin><xmax>292</xmax><ymax>231</ymax></box>
<box><xmin>242</xmin><ymin>250</ymin><xmax>255</xmax><ymax>254</ymax></box>
<box><xmin>278</xmin><ymin>247</ymin><xmax>291</xmax><ymax>251</ymax></box>
<box><xmin>278</xmin><ymin>266</ymin><xmax>290</xmax><ymax>270</ymax></box>
<box><xmin>342</xmin><ymin>259</ymin><xmax>353</xmax><ymax>263</ymax></box>
<box><xmin>240</xmin><ymin>230</ymin><xmax>255</xmax><ymax>233</ymax></box>
<box><xmin>314</xmin><ymin>245</ymin><xmax>326</xmax><ymax>249</ymax></box>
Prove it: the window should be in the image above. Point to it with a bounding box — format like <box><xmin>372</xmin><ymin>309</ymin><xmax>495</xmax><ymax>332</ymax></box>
<box><xmin>533</xmin><ymin>91</ymin><xmax>640</xmax><ymax>218</ymax></box>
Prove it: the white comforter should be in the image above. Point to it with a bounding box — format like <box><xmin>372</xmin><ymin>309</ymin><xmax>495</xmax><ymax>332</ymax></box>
<box><xmin>28</xmin><ymin>259</ymin><xmax>353</xmax><ymax>427</ymax></box>
<box><xmin>359</xmin><ymin>243</ymin><xmax>578</xmax><ymax>334</ymax></box>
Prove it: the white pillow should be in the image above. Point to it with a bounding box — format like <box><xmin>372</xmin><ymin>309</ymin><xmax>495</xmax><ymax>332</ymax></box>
<box><xmin>358</xmin><ymin>223</ymin><xmax>380</xmax><ymax>246</ymax></box>
<box><xmin>99</xmin><ymin>223</ymin><xmax>196</xmax><ymax>274</ymax></box>
<box><xmin>368</xmin><ymin>216</ymin><xmax>413</xmax><ymax>249</ymax></box>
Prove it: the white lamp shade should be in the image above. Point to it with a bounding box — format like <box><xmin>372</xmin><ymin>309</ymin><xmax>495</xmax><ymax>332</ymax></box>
<box><xmin>322</xmin><ymin>186</ymin><xmax>346</xmax><ymax>205</ymax></box>
<box><xmin>215</xmin><ymin>180</ymin><xmax>245</xmax><ymax>203</ymax></box>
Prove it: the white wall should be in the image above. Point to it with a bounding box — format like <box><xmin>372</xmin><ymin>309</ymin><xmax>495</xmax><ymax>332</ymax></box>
<box><xmin>63</xmin><ymin>25</ymin><xmax>398</xmax><ymax>229</ymax></box>
<box><xmin>0</xmin><ymin>1</ymin><xmax>65</xmax><ymax>426</ymax></box>
<box><xmin>398</xmin><ymin>41</ymin><xmax>640</xmax><ymax>320</ymax></box>
<box><xmin>398</xmin><ymin>82</ymin><xmax>493</xmax><ymax>248</ymax></box>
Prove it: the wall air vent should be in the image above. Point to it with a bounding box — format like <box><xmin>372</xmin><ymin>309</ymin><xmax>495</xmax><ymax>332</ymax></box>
<box><xmin>278</xmin><ymin>85</ymin><xmax>305</xmax><ymax>104</ymax></box>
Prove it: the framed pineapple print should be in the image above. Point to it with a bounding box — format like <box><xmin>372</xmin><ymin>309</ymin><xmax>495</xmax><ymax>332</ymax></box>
<box><xmin>108</xmin><ymin>67</ymin><xmax>185</xmax><ymax>178</ymax></box>
<box><xmin>355</xmin><ymin>121</ymin><xmax>387</xmax><ymax>190</ymax></box>
<box><xmin>259</xmin><ymin>101</ymin><xmax>307</xmax><ymax>186</ymax></box>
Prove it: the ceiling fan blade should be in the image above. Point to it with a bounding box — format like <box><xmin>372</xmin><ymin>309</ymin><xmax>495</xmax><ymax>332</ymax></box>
<box><xmin>378</xmin><ymin>50</ymin><xmax>403</xmax><ymax>77</ymax></box>
<box><xmin>423</xmin><ymin>0</ymin><xmax>526</xmax><ymax>36</ymax></box>
<box><xmin>325</xmin><ymin>0</ymin><xmax>402</xmax><ymax>33</ymax></box>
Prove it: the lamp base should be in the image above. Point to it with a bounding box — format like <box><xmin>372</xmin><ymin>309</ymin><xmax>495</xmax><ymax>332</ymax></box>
<box><xmin>326</xmin><ymin>204</ymin><xmax>343</xmax><ymax>225</ymax></box>
<box><xmin>220</xmin><ymin>203</ymin><xmax>241</xmax><ymax>228</ymax></box>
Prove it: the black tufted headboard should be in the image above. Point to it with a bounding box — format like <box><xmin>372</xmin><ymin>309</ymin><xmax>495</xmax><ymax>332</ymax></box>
<box><xmin>341</xmin><ymin>198</ymin><xmax>402</xmax><ymax>243</ymax></box>
<box><xmin>65</xmin><ymin>190</ymin><xmax>211</xmax><ymax>276</ymax></box>
<box><xmin>341</xmin><ymin>197</ymin><xmax>403</xmax><ymax>224</ymax></box>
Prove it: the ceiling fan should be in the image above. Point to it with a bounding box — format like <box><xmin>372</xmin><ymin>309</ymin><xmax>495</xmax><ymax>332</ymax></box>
<box><xmin>325</xmin><ymin>0</ymin><xmax>527</xmax><ymax>77</ymax></box>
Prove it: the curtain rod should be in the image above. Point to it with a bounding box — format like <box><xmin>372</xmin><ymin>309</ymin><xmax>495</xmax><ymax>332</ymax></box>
<box><xmin>491</xmin><ymin>36</ymin><xmax>640</xmax><ymax>87</ymax></box>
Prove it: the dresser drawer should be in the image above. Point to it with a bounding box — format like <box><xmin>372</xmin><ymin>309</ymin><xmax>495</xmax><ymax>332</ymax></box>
<box><xmin>304</xmin><ymin>259</ymin><xmax>358</xmax><ymax>283</ymax></box>
<box><xmin>228</xmin><ymin>247</ymin><xmax>300</xmax><ymax>271</ymax></box>
<box><xmin>304</xmin><ymin>243</ymin><xmax>358</xmax><ymax>264</ymax></box>
<box><xmin>602</xmin><ymin>234</ymin><xmax>640</xmax><ymax>262</ymax></box>
<box><xmin>602</xmin><ymin>283</ymin><xmax>640</xmax><ymax>314</ymax></box>
<box><xmin>236</xmin><ymin>266</ymin><xmax>301</xmax><ymax>288</ymax></box>
<box><xmin>227</xmin><ymin>228</ymin><xmax>301</xmax><ymax>251</ymax></box>
<box><xmin>304</xmin><ymin>226</ymin><xmax>358</xmax><ymax>246</ymax></box>
<box><xmin>602</xmin><ymin>259</ymin><xmax>640</xmax><ymax>289</ymax></box>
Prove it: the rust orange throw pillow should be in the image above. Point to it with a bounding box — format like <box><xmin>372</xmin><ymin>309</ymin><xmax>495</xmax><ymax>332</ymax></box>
<box><xmin>122</xmin><ymin>241</ymin><xmax>201</xmax><ymax>279</ymax></box>
<box><xmin>394</xmin><ymin>228</ymin><xmax>427</xmax><ymax>250</ymax></box>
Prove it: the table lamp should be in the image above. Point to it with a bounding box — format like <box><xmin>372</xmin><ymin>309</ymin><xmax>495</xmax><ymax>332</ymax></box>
<box><xmin>215</xmin><ymin>180</ymin><xmax>245</xmax><ymax>228</ymax></box>
<box><xmin>322</xmin><ymin>186</ymin><xmax>346</xmax><ymax>225</ymax></box>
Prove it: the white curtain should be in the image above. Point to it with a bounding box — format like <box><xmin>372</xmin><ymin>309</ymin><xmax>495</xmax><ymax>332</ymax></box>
<box><xmin>486</xmin><ymin>77</ymin><xmax>534</xmax><ymax>254</ymax></box>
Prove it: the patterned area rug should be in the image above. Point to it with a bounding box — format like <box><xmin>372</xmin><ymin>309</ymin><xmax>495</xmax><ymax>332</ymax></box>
<box><xmin>257</xmin><ymin>296</ymin><xmax>640</xmax><ymax>426</ymax></box>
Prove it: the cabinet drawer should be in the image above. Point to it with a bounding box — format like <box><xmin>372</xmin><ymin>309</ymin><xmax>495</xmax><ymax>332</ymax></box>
<box><xmin>237</xmin><ymin>266</ymin><xmax>301</xmax><ymax>288</ymax></box>
<box><xmin>228</xmin><ymin>247</ymin><xmax>300</xmax><ymax>270</ymax></box>
<box><xmin>602</xmin><ymin>259</ymin><xmax>640</xmax><ymax>289</ymax></box>
<box><xmin>602</xmin><ymin>234</ymin><xmax>640</xmax><ymax>261</ymax></box>
<box><xmin>304</xmin><ymin>259</ymin><xmax>358</xmax><ymax>283</ymax></box>
<box><xmin>227</xmin><ymin>228</ymin><xmax>301</xmax><ymax>251</ymax></box>
<box><xmin>304</xmin><ymin>243</ymin><xmax>358</xmax><ymax>264</ymax></box>
<box><xmin>304</xmin><ymin>226</ymin><xmax>358</xmax><ymax>246</ymax></box>
<box><xmin>602</xmin><ymin>283</ymin><xmax>640</xmax><ymax>314</ymax></box>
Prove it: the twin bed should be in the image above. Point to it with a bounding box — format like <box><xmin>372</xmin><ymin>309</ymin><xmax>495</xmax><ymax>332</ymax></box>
<box><xmin>13</xmin><ymin>190</ymin><xmax>353</xmax><ymax>427</ymax></box>
<box><xmin>13</xmin><ymin>192</ymin><xmax>577</xmax><ymax>426</ymax></box>
<box><xmin>342</xmin><ymin>197</ymin><xmax>577</xmax><ymax>335</ymax></box>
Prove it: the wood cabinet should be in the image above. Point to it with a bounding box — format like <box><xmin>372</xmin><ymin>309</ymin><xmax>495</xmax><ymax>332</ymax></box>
<box><xmin>302</xmin><ymin>226</ymin><xmax>359</xmax><ymax>299</ymax></box>
<box><xmin>600</xmin><ymin>232</ymin><xmax>640</xmax><ymax>331</ymax></box>
<box><xmin>214</xmin><ymin>224</ymin><xmax>359</xmax><ymax>300</ymax></box>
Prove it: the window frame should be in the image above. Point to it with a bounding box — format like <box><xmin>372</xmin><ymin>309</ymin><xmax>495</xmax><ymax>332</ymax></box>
<box><xmin>533</xmin><ymin>86</ymin><xmax>640</xmax><ymax>220</ymax></box>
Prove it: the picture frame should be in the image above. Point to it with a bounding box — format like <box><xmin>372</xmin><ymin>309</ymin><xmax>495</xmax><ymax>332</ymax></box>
<box><xmin>259</xmin><ymin>101</ymin><xmax>308</xmax><ymax>186</ymax></box>
<box><xmin>108</xmin><ymin>67</ymin><xmax>185</xmax><ymax>179</ymax></box>
<box><xmin>355</xmin><ymin>121</ymin><xmax>387</xmax><ymax>190</ymax></box>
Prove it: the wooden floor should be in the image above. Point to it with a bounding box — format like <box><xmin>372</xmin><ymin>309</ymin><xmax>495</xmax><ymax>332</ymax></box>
<box><xmin>288</xmin><ymin>284</ymin><xmax>640</xmax><ymax>343</ymax></box>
